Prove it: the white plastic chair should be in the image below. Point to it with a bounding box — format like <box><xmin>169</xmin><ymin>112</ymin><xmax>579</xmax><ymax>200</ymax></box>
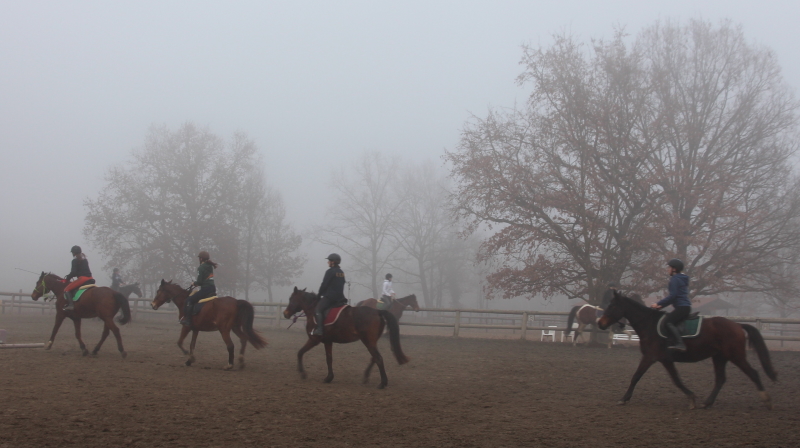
<box><xmin>541</xmin><ymin>326</ymin><xmax>557</xmax><ymax>342</ymax></box>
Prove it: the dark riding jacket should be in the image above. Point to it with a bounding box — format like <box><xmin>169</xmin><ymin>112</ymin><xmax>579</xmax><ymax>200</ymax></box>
<box><xmin>657</xmin><ymin>274</ymin><xmax>691</xmax><ymax>308</ymax></box>
<box><xmin>318</xmin><ymin>265</ymin><xmax>347</xmax><ymax>305</ymax></box>
<box><xmin>195</xmin><ymin>262</ymin><xmax>215</xmax><ymax>288</ymax></box>
<box><xmin>66</xmin><ymin>256</ymin><xmax>92</xmax><ymax>280</ymax></box>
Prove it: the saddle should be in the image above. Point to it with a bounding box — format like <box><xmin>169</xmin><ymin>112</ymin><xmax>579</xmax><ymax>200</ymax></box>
<box><xmin>376</xmin><ymin>298</ymin><xmax>392</xmax><ymax>311</ymax></box>
<box><xmin>324</xmin><ymin>305</ymin><xmax>349</xmax><ymax>326</ymax></box>
<box><xmin>657</xmin><ymin>312</ymin><xmax>702</xmax><ymax>339</ymax></box>
<box><xmin>190</xmin><ymin>296</ymin><xmax>218</xmax><ymax>315</ymax></box>
<box><xmin>70</xmin><ymin>284</ymin><xmax>96</xmax><ymax>302</ymax></box>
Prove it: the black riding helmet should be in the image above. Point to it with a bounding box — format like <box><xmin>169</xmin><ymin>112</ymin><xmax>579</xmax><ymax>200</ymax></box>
<box><xmin>325</xmin><ymin>253</ymin><xmax>341</xmax><ymax>264</ymax></box>
<box><xmin>667</xmin><ymin>258</ymin><xmax>685</xmax><ymax>272</ymax></box>
<box><xmin>70</xmin><ymin>245</ymin><xmax>81</xmax><ymax>255</ymax></box>
<box><xmin>385</xmin><ymin>273</ymin><xmax>392</xmax><ymax>280</ymax></box>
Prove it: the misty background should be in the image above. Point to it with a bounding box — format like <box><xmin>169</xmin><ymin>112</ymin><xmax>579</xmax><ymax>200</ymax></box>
<box><xmin>3</xmin><ymin>1</ymin><xmax>800</xmax><ymax>312</ymax></box>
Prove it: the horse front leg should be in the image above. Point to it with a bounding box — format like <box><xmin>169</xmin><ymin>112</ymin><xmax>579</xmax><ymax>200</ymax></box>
<box><xmin>296</xmin><ymin>337</ymin><xmax>320</xmax><ymax>380</ymax></box>
<box><xmin>72</xmin><ymin>318</ymin><xmax>89</xmax><ymax>356</ymax></box>
<box><xmin>619</xmin><ymin>356</ymin><xmax>656</xmax><ymax>405</ymax></box>
<box><xmin>46</xmin><ymin>312</ymin><xmax>67</xmax><ymax>350</ymax></box>
<box><xmin>176</xmin><ymin>325</ymin><xmax>191</xmax><ymax>355</ymax></box>
<box><xmin>363</xmin><ymin>358</ymin><xmax>376</xmax><ymax>384</ymax></box>
<box><xmin>91</xmin><ymin>325</ymin><xmax>110</xmax><ymax>356</ymax></box>
<box><xmin>661</xmin><ymin>360</ymin><xmax>697</xmax><ymax>409</ymax></box>
<box><xmin>323</xmin><ymin>342</ymin><xmax>334</xmax><ymax>383</ymax></box>
<box><xmin>185</xmin><ymin>330</ymin><xmax>199</xmax><ymax>367</ymax></box>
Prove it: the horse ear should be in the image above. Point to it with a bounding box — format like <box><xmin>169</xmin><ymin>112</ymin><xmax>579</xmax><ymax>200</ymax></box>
<box><xmin>302</xmin><ymin>288</ymin><xmax>307</xmax><ymax>292</ymax></box>
<box><xmin>293</xmin><ymin>286</ymin><xmax>298</xmax><ymax>292</ymax></box>
<box><xmin>160</xmin><ymin>279</ymin><xmax>165</xmax><ymax>286</ymax></box>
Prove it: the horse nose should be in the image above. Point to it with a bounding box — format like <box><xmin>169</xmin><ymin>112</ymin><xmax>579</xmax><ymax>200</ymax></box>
<box><xmin>150</xmin><ymin>301</ymin><xmax>158</xmax><ymax>310</ymax></box>
<box><xmin>283</xmin><ymin>310</ymin><xmax>290</xmax><ymax>319</ymax></box>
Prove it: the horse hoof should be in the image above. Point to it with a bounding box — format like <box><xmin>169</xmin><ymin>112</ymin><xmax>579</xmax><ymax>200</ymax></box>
<box><xmin>362</xmin><ymin>377</ymin><xmax>370</xmax><ymax>385</ymax></box>
<box><xmin>185</xmin><ymin>356</ymin><xmax>195</xmax><ymax>367</ymax></box>
<box><xmin>223</xmin><ymin>364</ymin><xmax>233</xmax><ymax>371</ymax></box>
<box><xmin>82</xmin><ymin>349</ymin><xmax>89</xmax><ymax>357</ymax></box>
<box><xmin>90</xmin><ymin>352</ymin><xmax>98</xmax><ymax>358</ymax></box>
<box><xmin>238</xmin><ymin>362</ymin><xmax>245</xmax><ymax>370</ymax></box>
<box><xmin>120</xmin><ymin>351</ymin><xmax>127</xmax><ymax>359</ymax></box>
<box><xmin>323</xmin><ymin>376</ymin><xmax>333</xmax><ymax>383</ymax></box>
<box><xmin>300</xmin><ymin>372</ymin><xmax>307</xmax><ymax>380</ymax></box>
<box><xmin>377</xmin><ymin>383</ymin><xmax>386</xmax><ymax>390</ymax></box>
<box><xmin>616</xmin><ymin>400</ymin><xmax>628</xmax><ymax>406</ymax></box>
<box><xmin>45</xmin><ymin>341</ymin><xmax>53</xmax><ymax>350</ymax></box>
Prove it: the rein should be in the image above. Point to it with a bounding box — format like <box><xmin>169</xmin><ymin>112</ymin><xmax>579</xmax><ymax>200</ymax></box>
<box><xmin>287</xmin><ymin>312</ymin><xmax>306</xmax><ymax>329</ymax></box>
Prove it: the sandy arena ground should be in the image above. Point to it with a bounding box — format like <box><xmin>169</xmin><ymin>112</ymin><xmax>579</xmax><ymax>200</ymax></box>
<box><xmin>0</xmin><ymin>313</ymin><xmax>798</xmax><ymax>447</ymax></box>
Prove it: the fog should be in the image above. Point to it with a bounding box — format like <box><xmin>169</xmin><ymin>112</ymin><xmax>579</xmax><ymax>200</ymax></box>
<box><xmin>2</xmin><ymin>1</ymin><xmax>799</xmax><ymax>310</ymax></box>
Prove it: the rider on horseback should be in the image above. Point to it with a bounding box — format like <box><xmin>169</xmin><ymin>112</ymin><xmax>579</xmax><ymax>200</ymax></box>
<box><xmin>64</xmin><ymin>245</ymin><xmax>95</xmax><ymax>311</ymax></box>
<box><xmin>312</xmin><ymin>253</ymin><xmax>347</xmax><ymax>336</ymax></box>
<box><xmin>179</xmin><ymin>251</ymin><xmax>218</xmax><ymax>327</ymax></box>
<box><xmin>111</xmin><ymin>268</ymin><xmax>126</xmax><ymax>292</ymax></box>
<box><xmin>651</xmin><ymin>258</ymin><xmax>691</xmax><ymax>351</ymax></box>
<box><xmin>380</xmin><ymin>273</ymin><xmax>395</xmax><ymax>308</ymax></box>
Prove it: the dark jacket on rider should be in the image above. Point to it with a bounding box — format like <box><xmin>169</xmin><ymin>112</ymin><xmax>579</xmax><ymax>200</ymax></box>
<box><xmin>318</xmin><ymin>266</ymin><xmax>347</xmax><ymax>305</ymax></box>
<box><xmin>66</xmin><ymin>255</ymin><xmax>92</xmax><ymax>280</ymax></box>
<box><xmin>657</xmin><ymin>273</ymin><xmax>691</xmax><ymax>308</ymax></box>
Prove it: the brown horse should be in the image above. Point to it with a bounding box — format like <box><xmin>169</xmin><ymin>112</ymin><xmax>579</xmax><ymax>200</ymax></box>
<box><xmin>598</xmin><ymin>290</ymin><xmax>777</xmax><ymax>409</ymax></box>
<box><xmin>283</xmin><ymin>287</ymin><xmax>409</xmax><ymax>389</ymax></box>
<box><xmin>151</xmin><ymin>280</ymin><xmax>267</xmax><ymax>370</ymax></box>
<box><xmin>31</xmin><ymin>272</ymin><xmax>131</xmax><ymax>357</ymax></box>
<box><xmin>355</xmin><ymin>294</ymin><xmax>420</xmax><ymax>322</ymax></box>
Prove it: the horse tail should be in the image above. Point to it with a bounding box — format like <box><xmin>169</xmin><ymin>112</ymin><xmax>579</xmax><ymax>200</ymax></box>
<box><xmin>378</xmin><ymin>310</ymin><xmax>409</xmax><ymax>365</ymax></box>
<box><xmin>113</xmin><ymin>291</ymin><xmax>131</xmax><ymax>325</ymax></box>
<box><xmin>566</xmin><ymin>306</ymin><xmax>580</xmax><ymax>336</ymax></box>
<box><xmin>741</xmin><ymin>324</ymin><xmax>778</xmax><ymax>382</ymax></box>
<box><xmin>236</xmin><ymin>300</ymin><xmax>267</xmax><ymax>349</ymax></box>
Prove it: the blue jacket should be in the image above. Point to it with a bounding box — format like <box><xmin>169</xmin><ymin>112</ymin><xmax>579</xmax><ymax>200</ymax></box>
<box><xmin>657</xmin><ymin>274</ymin><xmax>691</xmax><ymax>308</ymax></box>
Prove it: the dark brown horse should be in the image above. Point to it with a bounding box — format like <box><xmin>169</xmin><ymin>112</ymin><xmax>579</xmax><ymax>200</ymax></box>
<box><xmin>31</xmin><ymin>272</ymin><xmax>131</xmax><ymax>357</ymax></box>
<box><xmin>355</xmin><ymin>294</ymin><xmax>420</xmax><ymax>322</ymax></box>
<box><xmin>283</xmin><ymin>287</ymin><xmax>409</xmax><ymax>389</ymax></box>
<box><xmin>151</xmin><ymin>280</ymin><xmax>267</xmax><ymax>370</ymax></box>
<box><xmin>116</xmin><ymin>282</ymin><xmax>143</xmax><ymax>299</ymax></box>
<box><xmin>598</xmin><ymin>290</ymin><xmax>777</xmax><ymax>409</ymax></box>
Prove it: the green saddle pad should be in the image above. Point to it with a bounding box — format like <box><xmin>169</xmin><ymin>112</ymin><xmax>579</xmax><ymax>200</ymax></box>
<box><xmin>71</xmin><ymin>285</ymin><xmax>95</xmax><ymax>302</ymax></box>
<box><xmin>657</xmin><ymin>314</ymin><xmax>703</xmax><ymax>339</ymax></box>
<box><xmin>376</xmin><ymin>300</ymin><xmax>391</xmax><ymax>311</ymax></box>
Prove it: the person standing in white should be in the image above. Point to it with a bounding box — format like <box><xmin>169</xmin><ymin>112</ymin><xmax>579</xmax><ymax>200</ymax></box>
<box><xmin>380</xmin><ymin>273</ymin><xmax>395</xmax><ymax>307</ymax></box>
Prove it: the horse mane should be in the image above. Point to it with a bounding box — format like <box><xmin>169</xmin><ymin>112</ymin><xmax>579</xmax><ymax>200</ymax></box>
<box><xmin>616</xmin><ymin>291</ymin><xmax>660</xmax><ymax>317</ymax></box>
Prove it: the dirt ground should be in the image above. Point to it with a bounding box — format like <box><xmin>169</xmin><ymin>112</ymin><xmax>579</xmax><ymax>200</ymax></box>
<box><xmin>0</xmin><ymin>314</ymin><xmax>798</xmax><ymax>448</ymax></box>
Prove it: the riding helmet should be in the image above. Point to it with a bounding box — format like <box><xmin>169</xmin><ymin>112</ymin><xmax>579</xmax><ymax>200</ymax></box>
<box><xmin>667</xmin><ymin>258</ymin><xmax>685</xmax><ymax>272</ymax></box>
<box><xmin>325</xmin><ymin>253</ymin><xmax>341</xmax><ymax>264</ymax></box>
<box><xmin>198</xmin><ymin>250</ymin><xmax>210</xmax><ymax>260</ymax></box>
<box><xmin>70</xmin><ymin>245</ymin><xmax>81</xmax><ymax>255</ymax></box>
<box><xmin>385</xmin><ymin>273</ymin><xmax>393</xmax><ymax>280</ymax></box>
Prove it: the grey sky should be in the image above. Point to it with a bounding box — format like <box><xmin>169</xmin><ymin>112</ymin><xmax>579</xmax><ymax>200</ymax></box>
<box><xmin>2</xmin><ymin>0</ymin><xmax>799</xmax><ymax>297</ymax></box>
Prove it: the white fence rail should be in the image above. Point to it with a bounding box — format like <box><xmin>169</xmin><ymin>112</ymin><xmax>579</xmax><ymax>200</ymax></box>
<box><xmin>2</xmin><ymin>291</ymin><xmax>800</xmax><ymax>342</ymax></box>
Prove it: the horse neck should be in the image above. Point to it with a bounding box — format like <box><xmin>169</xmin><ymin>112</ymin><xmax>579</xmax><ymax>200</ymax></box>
<box><xmin>302</xmin><ymin>293</ymin><xmax>320</xmax><ymax>315</ymax></box>
<box><xmin>170</xmin><ymin>287</ymin><xmax>190</xmax><ymax>308</ymax></box>
<box><xmin>46</xmin><ymin>276</ymin><xmax>65</xmax><ymax>294</ymax></box>
<box><xmin>621</xmin><ymin>301</ymin><xmax>660</xmax><ymax>335</ymax></box>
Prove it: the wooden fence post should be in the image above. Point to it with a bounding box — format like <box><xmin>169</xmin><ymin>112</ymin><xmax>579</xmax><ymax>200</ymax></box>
<box><xmin>453</xmin><ymin>310</ymin><xmax>461</xmax><ymax>337</ymax></box>
<box><xmin>521</xmin><ymin>312</ymin><xmax>528</xmax><ymax>340</ymax></box>
<box><xmin>11</xmin><ymin>294</ymin><xmax>15</xmax><ymax>315</ymax></box>
<box><xmin>275</xmin><ymin>305</ymin><xmax>283</xmax><ymax>327</ymax></box>
<box><xmin>19</xmin><ymin>290</ymin><xmax>23</xmax><ymax>314</ymax></box>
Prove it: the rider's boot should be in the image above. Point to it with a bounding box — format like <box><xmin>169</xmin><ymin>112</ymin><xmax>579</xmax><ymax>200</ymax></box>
<box><xmin>179</xmin><ymin>303</ymin><xmax>192</xmax><ymax>326</ymax></box>
<box><xmin>666</xmin><ymin>323</ymin><xmax>686</xmax><ymax>351</ymax></box>
<box><xmin>63</xmin><ymin>292</ymin><xmax>74</xmax><ymax>311</ymax></box>
<box><xmin>312</xmin><ymin>311</ymin><xmax>325</xmax><ymax>336</ymax></box>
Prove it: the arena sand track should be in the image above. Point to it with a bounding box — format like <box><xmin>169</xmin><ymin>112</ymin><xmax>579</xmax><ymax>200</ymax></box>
<box><xmin>0</xmin><ymin>314</ymin><xmax>799</xmax><ymax>448</ymax></box>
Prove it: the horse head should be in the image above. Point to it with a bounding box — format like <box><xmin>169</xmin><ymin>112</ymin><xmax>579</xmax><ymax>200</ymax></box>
<box><xmin>402</xmin><ymin>294</ymin><xmax>420</xmax><ymax>312</ymax></box>
<box><xmin>283</xmin><ymin>286</ymin><xmax>311</xmax><ymax>319</ymax></box>
<box><xmin>598</xmin><ymin>290</ymin><xmax>646</xmax><ymax>330</ymax></box>
<box><xmin>152</xmin><ymin>279</ymin><xmax>182</xmax><ymax>310</ymax></box>
<box><xmin>31</xmin><ymin>272</ymin><xmax>64</xmax><ymax>301</ymax></box>
<box><xmin>129</xmin><ymin>282</ymin><xmax>143</xmax><ymax>298</ymax></box>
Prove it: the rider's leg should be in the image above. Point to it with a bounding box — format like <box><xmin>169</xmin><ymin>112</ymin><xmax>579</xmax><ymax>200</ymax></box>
<box><xmin>63</xmin><ymin>290</ymin><xmax>74</xmax><ymax>311</ymax></box>
<box><xmin>665</xmin><ymin>306</ymin><xmax>690</xmax><ymax>351</ymax></box>
<box><xmin>313</xmin><ymin>296</ymin><xmax>331</xmax><ymax>336</ymax></box>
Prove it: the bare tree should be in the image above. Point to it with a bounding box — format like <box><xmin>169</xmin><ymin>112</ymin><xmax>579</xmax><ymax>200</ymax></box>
<box><xmin>314</xmin><ymin>151</ymin><xmax>404</xmax><ymax>299</ymax></box>
<box><xmin>84</xmin><ymin>123</ymin><xmax>261</xmax><ymax>295</ymax></box>
<box><xmin>447</xmin><ymin>20</ymin><xmax>800</xmax><ymax>304</ymax></box>
<box><xmin>389</xmin><ymin>160</ymin><xmax>453</xmax><ymax>307</ymax></box>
